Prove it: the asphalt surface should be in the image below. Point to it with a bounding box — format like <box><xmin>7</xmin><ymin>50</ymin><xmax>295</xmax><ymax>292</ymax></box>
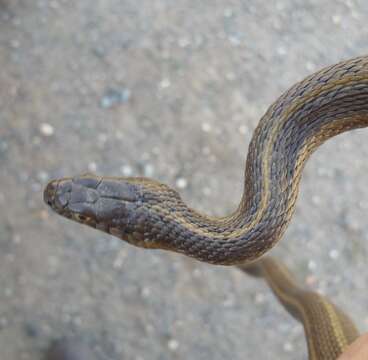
<box><xmin>1</xmin><ymin>1</ymin><xmax>368</xmax><ymax>359</ymax></box>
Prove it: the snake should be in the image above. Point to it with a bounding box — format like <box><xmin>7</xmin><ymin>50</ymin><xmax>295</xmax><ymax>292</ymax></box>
<box><xmin>43</xmin><ymin>56</ymin><xmax>368</xmax><ymax>359</ymax></box>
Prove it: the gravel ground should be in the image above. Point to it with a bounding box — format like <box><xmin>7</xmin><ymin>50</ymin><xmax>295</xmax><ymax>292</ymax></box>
<box><xmin>1</xmin><ymin>1</ymin><xmax>368</xmax><ymax>359</ymax></box>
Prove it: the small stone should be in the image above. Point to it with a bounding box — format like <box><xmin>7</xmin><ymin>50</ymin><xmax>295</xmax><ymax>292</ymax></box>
<box><xmin>238</xmin><ymin>125</ymin><xmax>248</xmax><ymax>135</ymax></box>
<box><xmin>332</xmin><ymin>14</ymin><xmax>341</xmax><ymax>25</ymax></box>
<box><xmin>159</xmin><ymin>78</ymin><xmax>171</xmax><ymax>89</ymax></box>
<box><xmin>201</xmin><ymin>122</ymin><xmax>212</xmax><ymax>132</ymax></box>
<box><xmin>283</xmin><ymin>341</ymin><xmax>294</xmax><ymax>352</ymax></box>
<box><xmin>224</xmin><ymin>8</ymin><xmax>234</xmax><ymax>18</ymax></box>
<box><xmin>39</xmin><ymin>123</ymin><xmax>54</xmax><ymax>136</ymax></box>
<box><xmin>120</xmin><ymin>165</ymin><xmax>133</xmax><ymax>176</ymax></box>
<box><xmin>168</xmin><ymin>339</ymin><xmax>179</xmax><ymax>351</ymax></box>
<box><xmin>277</xmin><ymin>46</ymin><xmax>287</xmax><ymax>56</ymax></box>
<box><xmin>88</xmin><ymin>162</ymin><xmax>97</xmax><ymax>172</ymax></box>
<box><xmin>228</xmin><ymin>35</ymin><xmax>241</xmax><ymax>46</ymax></box>
<box><xmin>113</xmin><ymin>249</ymin><xmax>128</xmax><ymax>269</ymax></box>
<box><xmin>305</xmin><ymin>275</ymin><xmax>317</xmax><ymax>286</ymax></box>
<box><xmin>176</xmin><ymin>178</ymin><xmax>188</xmax><ymax>189</ymax></box>
<box><xmin>37</xmin><ymin>171</ymin><xmax>49</xmax><ymax>182</ymax></box>
<box><xmin>307</xmin><ymin>260</ymin><xmax>317</xmax><ymax>271</ymax></box>
<box><xmin>254</xmin><ymin>292</ymin><xmax>265</xmax><ymax>304</ymax></box>
<box><xmin>305</xmin><ymin>61</ymin><xmax>316</xmax><ymax>72</ymax></box>
<box><xmin>100</xmin><ymin>88</ymin><xmax>131</xmax><ymax>108</ymax></box>
<box><xmin>311</xmin><ymin>195</ymin><xmax>321</xmax><ymax>205</ymax></box>
<box><xmin>203</xmin><ymin>187</ymin><xmax>212</xmax><ymax>196</ymax></box>
<box><xmin>329</xmin><ymin>249</ymin><xmax>339</xmax><ymax>260</ymax></box>
<box><xmin>178</xmin><ymin>37</ymin><xmax>190</xmax><ymax>48</ymax></box>
<box><xmin>141</xmin><ymin>287</ymin><xmax>151</xmax><ymax>298</ymax></box>
<box><xmin>144</xmin><ymin>164</ymin><xmax>155</xmax><ymax>177</ymax></box>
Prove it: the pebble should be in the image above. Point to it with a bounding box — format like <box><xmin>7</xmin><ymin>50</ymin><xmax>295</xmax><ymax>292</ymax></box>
<box><xmin>178</xmin><ymin>37</ymin><xmax>190</xmax><ymax>48</ymax></box>
<box><xmin>283</xmin><ymin>341</ymin><xmax>294</xmax><ymax>352</ymax></box>
<box><xmin>307</xmin><ymin>259</ymin><xmax>317</xmax><ymax>271</ymax></box>
<box><xmin>113</xmin><ymin>249</ymin><xmax>128</xmax><ymax>269</ymax></box>
<box><xmin>329</xmin><ymin>249</ymin><xmax>339</xmax><ymax>260</ymax></box>
<box><xmin>39</xmin><ymin>123</ymin><xmax>54</xmax><ymax>136</ymax></box>
<box><xmin>311</xmin><ymin>195</ymin><xmax>321</xmax><ymax>205</ymax></box>
<box><xmin>176</xmin><ymin>177</ymin><xmax>188</xmax><ymax>189</ymax></box>
<box><xmin>167</xmin><ymin>339</ymin><xmax>179</xmax><ymax>351</ymax></box>
<box><xmin>144</xmin><ymin>164</ymin><xmax>155</xmax><ymax>177</ymax></box>
<box><xmin>331</xmin><ymin>14</ymin><xmax>342</xmax><ymax>25</ymax></box>
<box><xmin>228</xmin><ymin>34</ymin><xmax>241</xmax><ymax>46</ymax></box>
<box><xmin>238</xmin><ymin>125</ymin><xmax>248</xmax><ymax>135</ymax></box>
<box><xmin>141</xmin><ymin>287</ymin><xmax>151</xmax><ymax>298</ymax></box>
<box><xmin>201</xmin><ymin>122</ymin><xmax>212</xmax><ymax>133</ymax></box>
<box><xmin>276</xmin><ymin>46</ymin><xmax>287</xmax><ymax>56</ymax></box>
<box><xmin>120</xmin><ymin>164</ymin><xmax>133</xmax><ymax>176</ymax></box>
<box><xmin>254</xmin><ymin>292</ymin><xmax>265</xmax><ymax>304</ymax></box>
<box><xmin>159</xmin><ymin>78</ymin><xmax>171</xmax><ymax>89</ymax></box>
<box><xmin>88</xmin><ymin>162</ymin><xmax>97</xmax><ymax>172</ymax></box>
<box><xmin>37</xmin><ymin>170</ymin><xmax>49</xmax><ymax>182</ymax></box>
<box><xmin>100</xmin><ymin>88</ymin><xmax>131</xmax><ymax>108</ymax></box>
<box><xmin>305</xmin><ymin>61</ymin><xmax>316</xmax><ymax>72</ymax></box>
<box><xmin>202</xmin><ymin>186</ymin><xmax>212</xmax><ymax>196</ymax></box>
<box><xmin>223</xmin><ymin>8</ymin><xmax>234</xmax><ymax>18</ymax></box>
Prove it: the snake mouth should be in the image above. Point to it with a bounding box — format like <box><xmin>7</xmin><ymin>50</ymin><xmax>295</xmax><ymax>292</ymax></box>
<box><xmin>44</xmin><ymin>180</ymin><xmax>57</xmax><ymax>207</ymax></box>
<box><xmin>44</xmin><ymin>178</ymin><xmax>75</xmax><ymax>221</ymax></box>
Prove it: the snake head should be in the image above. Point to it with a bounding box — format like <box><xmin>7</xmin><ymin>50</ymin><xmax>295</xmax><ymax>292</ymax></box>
<box><xmin>43</xmin><ymin>173</ymin><xmax>180</xmax><ymax>249</ymax></box>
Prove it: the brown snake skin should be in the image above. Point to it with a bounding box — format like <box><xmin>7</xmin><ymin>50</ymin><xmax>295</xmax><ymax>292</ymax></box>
<box><xmin>44</xmin><ymin>56</ymin><xmax>368</xmax><ymax>359</ymax></box>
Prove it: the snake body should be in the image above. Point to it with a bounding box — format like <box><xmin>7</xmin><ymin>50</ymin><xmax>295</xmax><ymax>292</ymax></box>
<box><xmin>44</xmin><ymin>56</ymin><xmax>368</xmax><ymax>359</ymax></box>
<box><xmin>240</xmin><ymin>258</ymin><xmax>359</xmax><ymax>359</ymax></box>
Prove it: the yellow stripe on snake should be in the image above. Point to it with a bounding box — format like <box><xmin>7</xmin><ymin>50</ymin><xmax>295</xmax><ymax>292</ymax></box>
<box><xmin>44</xmin><ymin>56</ymin><xmax>368</xmax><ymax>359</ymax></box>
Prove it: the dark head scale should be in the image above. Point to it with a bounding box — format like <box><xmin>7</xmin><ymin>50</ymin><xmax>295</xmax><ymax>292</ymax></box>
<box><xmin>43</xmin><ymin>173</ymin><xmax>181</xmax><ymax>249</ymax></box>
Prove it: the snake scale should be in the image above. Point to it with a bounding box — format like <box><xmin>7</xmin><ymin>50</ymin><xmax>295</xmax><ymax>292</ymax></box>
<box><xmin>44</xmin><ymin>56</ymin><xmax>368</xmax><ymax>359</ymax></box>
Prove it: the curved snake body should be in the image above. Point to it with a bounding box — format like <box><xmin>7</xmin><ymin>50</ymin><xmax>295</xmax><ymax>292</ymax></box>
<box><xmin>44</xmin><ymin>56</ymin><xmax>368</xmax><ymax>359</ymax></box>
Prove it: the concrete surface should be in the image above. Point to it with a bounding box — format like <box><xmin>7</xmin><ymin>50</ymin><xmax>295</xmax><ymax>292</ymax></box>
<box><xmin>1</xmin><ymin>1</ymin><xmax>368</xmax><ymax>359</ymax></box>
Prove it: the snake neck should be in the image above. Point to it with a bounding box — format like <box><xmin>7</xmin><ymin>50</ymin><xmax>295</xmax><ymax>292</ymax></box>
<box><xmin>148</xmin><ymin>56</ymin><xmax>368</xmax><ymax>265</ymax></box>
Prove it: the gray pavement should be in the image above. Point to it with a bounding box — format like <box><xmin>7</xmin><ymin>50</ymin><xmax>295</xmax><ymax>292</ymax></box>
<box><xmin>1</xmin><ymin>1</ymin><xmax>368</xmax><ymax>359</ymax></box>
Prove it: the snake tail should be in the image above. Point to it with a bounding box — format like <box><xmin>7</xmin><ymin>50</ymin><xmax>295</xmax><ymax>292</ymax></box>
<box><xmin>239</xmin><ymin>257</ymin><xmax>359</xmax><ymax>360</ymax></box>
